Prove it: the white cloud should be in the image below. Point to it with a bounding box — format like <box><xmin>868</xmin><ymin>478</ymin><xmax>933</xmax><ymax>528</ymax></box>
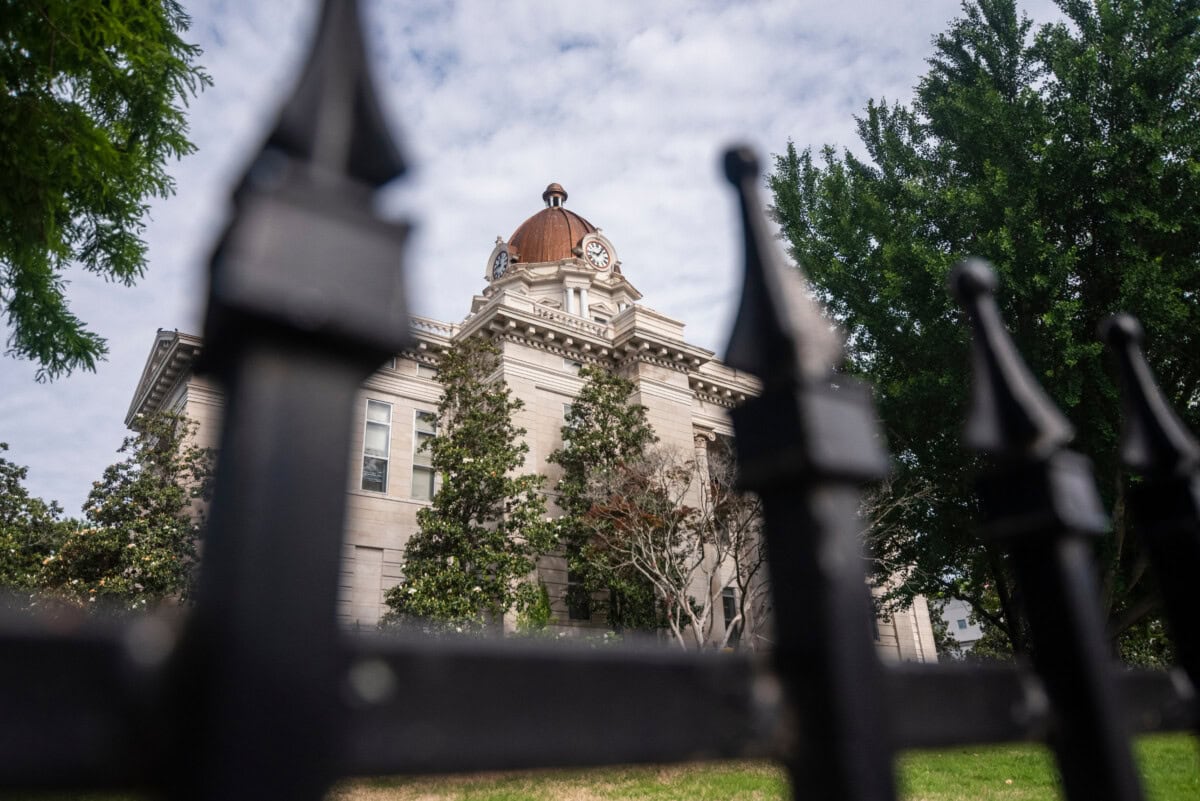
<box><xmin>0</xmin><ymin>0</ymin><xmax>1067</xmax><ymax>512</ymax></box>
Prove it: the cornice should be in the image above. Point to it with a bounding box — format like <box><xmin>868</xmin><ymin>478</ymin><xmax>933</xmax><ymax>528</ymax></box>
<box><xmin>126</xmin><ymin>330</ymin><xmax>204</xmax><ymax>426</ymax></box>
<box><xmin>689</xmin><ymin>384</ymin><xmax>746</xmax><ymax>409</ymax></box>
<box><xmin>490</xmin><ymin>327</ymin><xmax>615</xmax><ymax>370</ymax></box>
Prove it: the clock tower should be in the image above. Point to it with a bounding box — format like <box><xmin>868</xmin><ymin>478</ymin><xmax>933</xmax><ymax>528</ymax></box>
<box><xmin>481</xmin><ymin>183</ymin><xmax>634</xmax><ymax>323</ymax></box>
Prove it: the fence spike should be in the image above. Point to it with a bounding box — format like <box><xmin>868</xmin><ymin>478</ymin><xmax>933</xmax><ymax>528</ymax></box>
<box><xmin>951</xmin><ymin>259</ymin><xmax>1144</xmax><ymax>801</ymax></box>
<box><xmin>723</xmin><ymin>147</ymin><xmax>841</xmax><ymax>383</ymax></box>
<box><xmin>949</xmin><ymin>259</ymin><xmax>1073</xmax><ymax>458</ymax></box>
<box><xmin>1100</xmin><ymin>313</ymin><xmax>1200</xmax><ymax>726</ymax></box>
<box><xmin>172</xmin><ymin>1</ymin><xmax>412</xmax><ymax>799</ymax></box>
<box><xmin>722</xmin><ymin>146</ymin><xmax>895</xmax><ymax>801</ymax></box>
<box><xmin>266</xmin><ymin>0</ymin><xmax>405</xmax><ymax>187</ymax></box>
<box><xmin>1099</xmin><ymin>313</ymin><xmax>1200</xmax><ymax>476</ymax></box>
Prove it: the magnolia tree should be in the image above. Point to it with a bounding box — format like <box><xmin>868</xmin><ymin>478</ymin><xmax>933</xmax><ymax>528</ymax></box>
<box><xmin>383</xmin><ymin>337</ymin><xmax>554</xmax><ymax>633</ymax></box>
<box><xmin>0</xmin><ymin>444</ymin><xmax>71</xmax><ymax>599</ymax></box>
<box><xmin>39</xmin><ymin>411</ymin><xmax>213</xmax><ymax>612</ymax></box>
<box><xmin>548</xmin><ymin>367</ymin><xmax>659</xmax><ymax>631</ymax></box>
<box><xmin>1</xmin><ymin>412</ymin><xmax>213</xmax><ymax>613</ymax></box>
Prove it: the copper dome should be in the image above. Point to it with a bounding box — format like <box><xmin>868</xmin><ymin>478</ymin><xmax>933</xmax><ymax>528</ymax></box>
<box><xmin>508</xmin><ymin>183</ymin><xmax>598</xmax><ymax>264</ymax></box>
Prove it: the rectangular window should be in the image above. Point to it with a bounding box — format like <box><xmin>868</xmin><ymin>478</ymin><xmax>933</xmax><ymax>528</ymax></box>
<box><xmin>593</xmin><ymin>316</ymin><xmax>608</xmax><ymax>324</ymax></box>
<box><xmin>563</xmin><ymin>358</ymin><xmax>583</xmax><ymax>374</ymax></box>
<box><xmin>350</xmin><ymin>546</ymin><xmax>384</xmax><ymax>628</ymax></box>
<box><xmin>415</xmin><ymin>363</ymin><xmax>438</xmax><ymax>380</ymax></box>
<box><xmin>411</xmin><ymin>410</ymin><xmax>437</xmax><ymax>500</ymax></box>
<box><xmin>567</xmin><ymin>568</ymin><xmax>591</xmax><ymax>621</ymax></box>
<box><xmin>956</xmin><ymin>618</ymin><xmax>968</xmax><ymax>630</ymax></box>
<box><xmin>722</xmin><ymin>587</ymin><xmax>741</xmax><ymax>647</ymax></box>
<box><xmin>562</xmin><ymin>403</ymin><xmax>575</xmax><ymax>447</ymax></box>
<box><xmin>386</xmin><ymin>356</ymin><xmax>397</xmax><ymax>370</ymax></box>
<box><xmin>361</xmin><ymin>400</ymin><xmax>392</xmax><ymax>493</ymax></box>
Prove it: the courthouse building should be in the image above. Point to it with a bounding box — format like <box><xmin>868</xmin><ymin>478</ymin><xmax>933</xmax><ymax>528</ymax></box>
<box><xmin>126</xmin><ymin>182</ymin><xmax>937</xmax><ymax>661</ymax></box>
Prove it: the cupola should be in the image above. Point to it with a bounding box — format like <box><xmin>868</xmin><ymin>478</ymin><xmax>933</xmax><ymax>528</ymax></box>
<box><xmin>507</xmin><ymin>183</ymin><xmax>599</xmax><ymax>265</ymax></box>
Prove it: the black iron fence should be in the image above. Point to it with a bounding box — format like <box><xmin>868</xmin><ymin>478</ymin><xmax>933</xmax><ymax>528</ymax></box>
<box><xmin>2</xmin><ymin>3</ymin><xmax>1197</xmax><ymax>801</ymax></box>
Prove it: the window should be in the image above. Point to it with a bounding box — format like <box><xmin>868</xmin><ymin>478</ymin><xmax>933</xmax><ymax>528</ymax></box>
<box><xmin>415</xmin><ymin>363</ymin><xmax>438</xmax><ymax>380</ymax></box>
<box><xmin>567</xmin><ymin>568</ymin><xmax>591</xmax><ymax>621</ymax></box>
<box><xmin>593</xmin><ymin>316</ymin><xmax>608</xmax><ymax>324</ymax></box>
<box><xmin>722</xmin><ymin>587</ymin><xmax>742</xmax><ymax>647</ymax></box>
<box><xmin>386</xmin><ymin>356</ymin><xmax>397</xmax><ymax>370</ymax></box>
<box><xmin>411</xmin><ymin>410</ymin><xmax>437</xmax><ymax>500</ymax></box>
<box><xmin>563</xmin><ymin>357</ymin><xmax>583</xmax><ymax>374</ymax></box>
<box><xmin>361</xmin><ymin>400</ymin><xmax>392</xmax><ymax>493</ymax></box>
<box><xmin>956</xmin><ymin>618</ymin><xmax>968</xmax><ymax>630</ymax></box>
<box><xmin>561</xmin><ymin>403</ymin><xmax>575</xmax><ymax>446</ymax></box>
<box><xmin>349</xmin><ymin>546</ymin><xmax>384</xmax><ymax>627</ymax></box>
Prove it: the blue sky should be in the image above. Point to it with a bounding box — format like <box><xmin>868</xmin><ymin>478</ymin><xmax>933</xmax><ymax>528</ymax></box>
<box><xmin>0</xmin><ymin>0</ymin><xmax>1064</xmax><ymax>513</ymax></box>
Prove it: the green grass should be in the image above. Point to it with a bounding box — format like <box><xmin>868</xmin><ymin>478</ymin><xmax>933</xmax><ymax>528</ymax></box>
<box><xmin>328</xmin><ymin>735</ymin><xmax>1198</xmax><ymax>801</ymax></box>
<box><xmin>5</xmin><ymin>735</ymin><xmax>1195</xmax><ymax>801</ymax></box>
<box><xmin>898</xmin><ymin>735</ymin><xmax>1199</xmax><ymax>801</ymax></box>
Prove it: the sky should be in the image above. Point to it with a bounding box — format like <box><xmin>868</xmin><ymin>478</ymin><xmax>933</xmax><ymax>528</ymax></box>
<box><xmin>0</xmin><ymin>0</ymin><xmax>1066</xmax><ymax>513</ymax></box>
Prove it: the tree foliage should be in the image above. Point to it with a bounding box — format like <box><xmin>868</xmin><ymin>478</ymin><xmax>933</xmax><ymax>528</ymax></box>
<box><xmin>39</xmin><ymin>411</ymin><xmax>213</xmax><ymax>611</ymax></box>
<box><xmin>569</xmin><ymin>444</ymin><xmax>766</xmax><ymax>651</ymax></box>
<box><xmin>0</xmin><ymin>443</ymin><xmax>70</xmax><ymax>595</ymax></box>
<box><xmin>383</xmin><ymin>337</ymin><xmax>554</xmax><ymax>632</ymax></box>
<box><xmin>1</xmin><ymin>412</ymin><xmax>212</xmax><ymax>612</ymax></box>
<box><xmin>548</xmin><ymin>366</ymin><xmax>660</xmax><ymax>631</ymax></box>
<box><xmin>769</xmin><ymin>0</ymin><xmax>1200</xmax><ymax>656</ymax></box>
<box><xmin>550</xmin><ymin>368</ymin><xmax>767</xmax><ymax>648</ymax></box>
<box><xmin>0</xmin><ymin>1</ymin><xmax>210</xmax><ymax>380</ymax></box>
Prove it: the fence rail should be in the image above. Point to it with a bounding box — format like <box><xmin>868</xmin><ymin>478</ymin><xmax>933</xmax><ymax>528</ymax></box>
<box><xmin>2</xmin><ymin>2</ymin><xmax>1197</xmax><ymax>800</ymax></box>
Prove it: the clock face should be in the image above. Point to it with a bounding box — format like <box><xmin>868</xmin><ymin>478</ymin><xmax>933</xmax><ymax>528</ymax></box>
<box><xmin>585</xmin><ymin>240</ymin><xmax>611</xmax><ymax>269</ymax></box>
<box><xmin>492</xmin><ymin>250</ymin><xmax>509</xmax><ymax>279</ymax></box>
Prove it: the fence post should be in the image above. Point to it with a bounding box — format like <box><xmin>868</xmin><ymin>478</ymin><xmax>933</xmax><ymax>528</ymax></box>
<box><xmin>723</xmin><ymin>147</ymin><xmax>896</xmax><ymax>801</ymax></box>
<box><xmin>950</xmin><ymin>259</ymin><xmax>1144</xmax><ymax>801</ymax></box>
<box><xmin>164</xmin><ymin>2</ymin><xmax>411</xmax><ymax>799</ymax></box>
<box><xmin>1102</xmin><ymin>314</ymin><xmax>1200</xmax><ymax>720</ymax></box>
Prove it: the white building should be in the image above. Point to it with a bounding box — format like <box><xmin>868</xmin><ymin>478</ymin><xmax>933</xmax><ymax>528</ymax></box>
<box><xmin>940</xmin><ymin>598</ymin><xmax>984</xmax><ymax>654</ymax></box>
<box><xmin>127</xmin><ymin>182</ymin><xmax>937</xmax><ymax>661</ymax></box>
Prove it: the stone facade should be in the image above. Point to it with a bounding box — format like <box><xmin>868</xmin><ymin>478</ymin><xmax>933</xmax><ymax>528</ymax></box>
<box><xmin>126</xmin><ymin>184</ymin><xmax>938</xmax><ymax>662</ymax></box>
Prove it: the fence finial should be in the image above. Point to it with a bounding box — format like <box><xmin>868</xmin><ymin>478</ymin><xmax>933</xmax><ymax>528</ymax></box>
<box><xmin>723</xmin><ymin>146</ymin><xmax>841</xmax><ymax>383</ymax></box>
<box><xmin>1100</xmin><ymin>312</ymin><xmax>1200</xmax><ymax>721</ymax></box>
<box><xmin>949</xmin><ymin>258</ymin><xmax>1073</xmax><ymax>458</ymax></box>
<box><xmin>951</xmin><ymin>259</ymin><xmax>1144</xmax><ymax>801</ymax></box>
<box><xmin>1100</xmin><ymin>313</ymin><xmax>1200</xmax><ymax>476</ymax></box>
<box><xmin>266</xmin><ymin>0</ymin><xmax>405</xmax><ymax>187</ymax></box>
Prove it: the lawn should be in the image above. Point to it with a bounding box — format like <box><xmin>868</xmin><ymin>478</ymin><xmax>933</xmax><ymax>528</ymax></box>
<box><xmin>330</xmin><ymin>735</ymin><xmax>1198</xmax><ymax>801</ymax></box>
<box><xmin>3</xmin><ymin>735</ymin><xmax>1194</xmax><ymax>801</ymax></box>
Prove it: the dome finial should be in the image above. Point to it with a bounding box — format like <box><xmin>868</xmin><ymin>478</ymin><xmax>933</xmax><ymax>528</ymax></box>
<box><xmin>543</xmin><ymin>183</ymin><xmax>567</xmax><ymax>207</ymax></box>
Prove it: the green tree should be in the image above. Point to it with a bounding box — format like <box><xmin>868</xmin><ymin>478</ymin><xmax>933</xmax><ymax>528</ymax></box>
<box><xmin>1</xmin><ymin>1</ymin><xmax>210</xmax><ymax>380</ymax></box>
<box><xmin>0</xmin><ymin>443</ymin><xmax>71</xmax><ymax>597</ymax></box>
<box><xmin>548</xmin><ymin>366</ymin><xmax>660</xmax><ymax>631</ymax></box>
<box><xmin>383</xmin><ymin>337</ymin><xmax>554</xmax><ymax>632</ymax></box>
<box><xmin>769</xmin><ymin>0</ymin><xmax>1200</xmax><ymax>657</ymax></box>
<box><xmin>39</xmin><ymin>410</ymin><xmax>213</xmax><ymax>612</ymax></box>
<box><xmin>549</xmin><ymin>369</ymin><xmax>768</xmax><ymax>647</ymax></box>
